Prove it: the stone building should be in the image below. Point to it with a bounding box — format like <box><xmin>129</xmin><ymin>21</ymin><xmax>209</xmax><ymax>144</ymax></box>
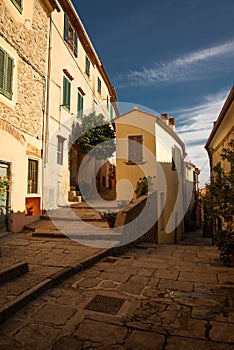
<box><xmin>205</xmin><ymin>85</ymin><xmax>234</xmax><ymax>233</ymax></box>
<box><xmin>0</xmin><ymin>0</ymin><xmax>60</xmax><ymax>232</ymax></box>
<box><xmin>0</xmin><ymin>0</ymin><xmax>117</xmax><ymax>232</ymax></box>
<box><xmin>114</xmin><ymin>108</ymin><xmax>187</xmax><ymax>244</ymax></box>
<box><xmin>42</xmin><ymin>0</ymin><xmax>117</xmax><ymax>210</ymax></box>
<box><xmin>205</xmin><ymin>85</ymin><xmax>234</xmax><ymax>176</ymax></box>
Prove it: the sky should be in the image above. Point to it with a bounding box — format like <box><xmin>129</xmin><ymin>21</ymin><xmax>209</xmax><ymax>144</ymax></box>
<box><xmin>73</xmin><ymin>0</ymin><xmax>234</xmax><ymax>187</ymax></box>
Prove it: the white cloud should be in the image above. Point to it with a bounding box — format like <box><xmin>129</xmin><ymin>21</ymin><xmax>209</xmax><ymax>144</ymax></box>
<box><xmin>173</xmin><ymin>90</ymin><xmax>229</xmax><ymax>187</ymax></box>
<box><xmin>115</xmin><ymin>40</ymin><xmax>234</xmax><ymax>87</ymax></box>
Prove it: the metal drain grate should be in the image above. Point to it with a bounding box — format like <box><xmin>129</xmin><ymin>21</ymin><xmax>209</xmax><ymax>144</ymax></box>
<box><xmin>85</xmin><ymin>295</ymin><xmax>125</xmax><ymax>315</ymax></box>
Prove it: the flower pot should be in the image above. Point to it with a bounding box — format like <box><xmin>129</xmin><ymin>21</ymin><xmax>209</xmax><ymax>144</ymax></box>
<box><xmin>108</xmin><ymin>221</ymin><xmax>114</xmax><ymax>228</ymax></box>
<box><xmin>27</xmin><ymin>210</ymin><xmax>33</xmax><ymax>216</ymax></box>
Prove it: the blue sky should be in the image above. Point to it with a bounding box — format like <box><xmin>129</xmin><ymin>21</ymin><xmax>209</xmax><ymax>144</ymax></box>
<box><xmin>73</xmin><ymin>0</ymin><xmax>234</xmax><ymax>187</ymax></box>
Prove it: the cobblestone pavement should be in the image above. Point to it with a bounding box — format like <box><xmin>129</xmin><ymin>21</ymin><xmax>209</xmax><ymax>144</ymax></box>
<box><xmin>0</xmin><ymin>231</ymin><xmax>233</xmax><ymax>350</ymax></box>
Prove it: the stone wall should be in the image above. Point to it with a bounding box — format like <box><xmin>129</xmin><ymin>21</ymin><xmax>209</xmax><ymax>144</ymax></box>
<box><xmin>115</xmin><ymin>192</ymin><xmax>158</xmax><ymax>246</ymax></box>
<box><xmin>0</xmin><ymin>0</ymin><xmax>49</xmax><ymax>138</ymax></box>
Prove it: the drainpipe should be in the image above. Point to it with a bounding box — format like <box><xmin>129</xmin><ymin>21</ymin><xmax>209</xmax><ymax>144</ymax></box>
<box><xmin>42</xmin><ymin>13</ymin><xmax>53</xmax><ymax>212</ymax></box>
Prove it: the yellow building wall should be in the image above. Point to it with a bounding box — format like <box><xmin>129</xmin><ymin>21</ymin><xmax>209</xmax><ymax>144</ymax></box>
<box><xmin>115</xmin><ymin>109</ymin><xmax>185</xmax><ymax>244</ymax></box>
<box><xmin>208</xmin><ymin>99</ymin><xmax>234</xmax><ymax>172</ymax></box>
<box><xmin>115</xmin><ymin>110</ymin><xmax>157</xmax><ymax>201</ymax></box>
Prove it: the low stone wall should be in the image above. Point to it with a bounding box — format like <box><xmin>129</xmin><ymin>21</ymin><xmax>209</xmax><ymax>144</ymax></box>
<box><xmin>115</xmin><ymin>192</ymin><xmax>158</xmax><ymax>249</ymax></box>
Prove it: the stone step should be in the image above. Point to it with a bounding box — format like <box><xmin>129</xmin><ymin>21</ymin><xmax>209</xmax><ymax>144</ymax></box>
<box><xmin>0</xmin><ymin>261</ymin><xmax>29</xmax><ymax>285</ymax></box>
<box><xmin>0</xmin><ymin>249</ymin><xmax>111</xmax><ymax>326</ymax></box>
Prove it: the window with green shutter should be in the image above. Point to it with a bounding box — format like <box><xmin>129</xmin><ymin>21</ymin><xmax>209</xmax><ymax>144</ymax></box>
<box><xmin>64</xmin><ymin>13</ymin><xmax>69</xmax><ymax>42</ymax></box>
<box><xmin>64</xmin><ymin>13</ymin><xmax>78</xmax><ymax>58</ymax></box>
<box><xmin>62</xmin><ymin>76</ymin><xmax>71</xmax><ymax>111</ymax></box>
<box><xmin>0</xmin><ymin>47</ymin><xmax>14</xmax><ymax>100</ymax></box>
<box><xmin>110</xmin><ymin>104</ymin><xmax>114</xmax><ymax>120</ymax></box>
<box><xmin>97</xmin><ymin>77</ymin><xmax>101</xmax><ymax>94</ymax></box>
<box><xmin>77</xmin><ymin>92</ymin><xmax>83</xmax><ymax>119</ymax></box>
<box><xmin>74</xmin><ymin>32</ymin><xmax>78</xmax><ymax>57</ymax></box>
<box><xmin>10</xmin><ymin>0</ymin><xmax>23</xmax><ymax>13</ymax></box>
<box><xmin>85</xmin><ymin>56</ymin><xmax>90</xmax><ymax>77</ymax></box>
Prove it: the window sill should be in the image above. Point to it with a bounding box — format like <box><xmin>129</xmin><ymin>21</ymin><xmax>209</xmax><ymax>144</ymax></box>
<box><xmin>125</xmin><ymin>161</ymin><xmax>145</xmax><ymax>165</ymax></box>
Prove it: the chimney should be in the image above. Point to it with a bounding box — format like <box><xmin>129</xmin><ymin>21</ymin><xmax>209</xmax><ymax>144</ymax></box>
<box><xmin>169</xmin><ymin>117</ymin><xmax>176</xmax><ymax>131</ymax></box>
<box><xmin>160</xmin><ymin>113</ymin><xmax>169</xmax><ymax>125</ymax></box>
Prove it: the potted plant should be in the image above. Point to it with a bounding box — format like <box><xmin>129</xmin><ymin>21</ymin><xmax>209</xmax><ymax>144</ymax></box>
<box><xmin>26</xmin><ymin>205</ymin><xmax>34</xmax><ymax>216</ymax></box>
<box><xmin>100</xmin><ymin>211</ymin><xmax>117</xmax><ymax>228</ymax></box>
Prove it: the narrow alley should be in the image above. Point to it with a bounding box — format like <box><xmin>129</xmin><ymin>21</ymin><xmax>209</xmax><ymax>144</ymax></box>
<box><xmin>0</xmin><ymin>230</ymin><xmax>233</xmax><ymax>349</ymax></box>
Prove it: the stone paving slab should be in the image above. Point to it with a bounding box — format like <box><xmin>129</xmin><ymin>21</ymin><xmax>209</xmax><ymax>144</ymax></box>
<box><xmin>0</xmin><ymin>232</ymin><xmax>109</xmax><ymax>325</ymax></box>
<box><xmin>0</xmin><ymin>231</ymin><xmax>233</xmax><ymax>349</ymax></box>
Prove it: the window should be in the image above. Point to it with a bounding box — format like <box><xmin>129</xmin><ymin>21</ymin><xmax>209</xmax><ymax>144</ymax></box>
<box><xmin>160</xmin><ymin>192</ymin><xmax>165</xmax><ymax>231</ymax></box>
<box><xmin>10</xmin><ymin>0</ymin><xmax>23</xmax><ymax>13</ymax></box>
<box><xmin>172</xmin><ymin>147</ymin><xmax>176</xmax><ymax>171</ymax></box>
<box><xmin>110</xmin><ymin>104</ymin><xmax>114</xmax><ymax>120</ymax></box>
<box><xmin>97</xmin><ymin>77</ymin><xmax>101</xmax><ymax>94</ymax></box>
<box><xmin>128</xmin><ymin>135</ymin><xmax>143</xmax><ymax>164</ymax></box>
<box><xmin>85</xmin><ymin>56</ymin><xmax>90</xmax><ymax>77</ymax></box>
<box><xmin>106</xmin><ymin>95</ymin><xmax>109</xmax><ymax>110</ymax></box>
<box><xmin>77</xmin><ymin>91</ymin><xmax>83</xmax><ymax>119</ymax></box>
<box><xmin>62</xmin><ymin>75</ymin><xmax>71</xmax><ymax>110</ymax></box>
<box><xmin>64</xmin><ymin>14</ymin><xmax>78</xmax><ymax>57</ymax></box>
<box><xmin>28</xmin><ymin>159</ymin><xmax>38</xmax><ymax>194</ymax></box>
<box><xmin>57</xmin><ymin>136</ymin><xmax>65</xmax><ymax>165</ymax></box>
<box><xmin>0</xmin><ymin>47</ymin><xmax>14</xmax><ymax>100</ymax></box>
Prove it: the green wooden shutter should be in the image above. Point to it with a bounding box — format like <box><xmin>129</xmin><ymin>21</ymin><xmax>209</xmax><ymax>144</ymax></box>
<box><xmin>64</xmin><ymin>14</ymin><xmax>69</xmax><ymax>41</ymax></box>
<box><xmin>0</xmin><ymin>48</ymin><xmax>4</xmax><ymax>94</ymax></box>
<box><xmin>67</xmin><ymin>79</ymin><xmax>71</xmax><ymax>110</ymax></box>
<box><xmin>5</xmin><ymin>56</ymin><xmax>13</xmax><ymax>99</ymax></box>
<box><xmin>10</xmin><ymin>0</ymin><xmax>23</xmax><ymax>13</ymax></box>
<box><xmin>110</xmin><ymin>104</ymin><xmax>113</xmax><ymax>120</ymax></box>
<box><xmin>63</xmin><ymin>76</ymin><xmax>66</xmax><ymax>104</ymax></box>
<box><xmin>74</xmin><ymin>32</ymin><xmax>78</xmax><ymax>57</ymax></box>
<box><xmin>85</xmin><ymin>56</ymin><xmax>90</xmax><ymax>76</ymax></box>
<box><xmin>63</xmin><ymin>76</ymin><xmax>71</xmax><ymax>110</ymax></box>
<box><xmin>77</xmin><ymin>92</ymin><xmax>83</xmax><ymax>118</ymax></box>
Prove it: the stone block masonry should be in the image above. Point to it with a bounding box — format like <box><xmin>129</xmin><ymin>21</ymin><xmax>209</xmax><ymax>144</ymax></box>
<box><xmin>0</xmin><ymin>0</ymin><xmax>49</xmax><ymax>138</ymax></box>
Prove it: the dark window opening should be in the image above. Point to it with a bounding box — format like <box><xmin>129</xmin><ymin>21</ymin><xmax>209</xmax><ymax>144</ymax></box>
<box><xmin>28</xmin><ymin>159</ymin><xmax>38</xmax><ymax>194</ymax></box>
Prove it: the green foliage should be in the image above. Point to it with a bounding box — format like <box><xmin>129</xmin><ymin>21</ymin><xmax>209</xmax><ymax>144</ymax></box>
<box><xmin>205</xmin><ymin>140</ymin><xmax>234</xmax><ymax>266</ymax></box>
<box><xmin>72</xmin><ymin>113</ymin><xmax>115</xmax><ymax>160</ymax></box>
<box><xmin>214</xmin><ymin>230</ymin><xmax>233</xmax><ymax>267</ymax></box>
<box><xmin>135</xmin><ymin>176</ymin><xmax>154</xmax><ymax>198</ymax></box>
<box><xmin>100</xmin><ymin>211</ymin><xmax>117</xmax><ymax>225</ymax></box>
<box><xmin>0</xmin><ymin>176</ymin><xmax>10</xmax><ymax>196</ymax></box>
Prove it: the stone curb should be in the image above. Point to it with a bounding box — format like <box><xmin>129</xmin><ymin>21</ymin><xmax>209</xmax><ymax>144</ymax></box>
<box><xmin>0</xmin><ymin>248</ymin><xmax>114</xmax><ymax>326</ymax></box>
<box><xmin>0</xmin><ymin>262</ymin><xmax>29</xmax><ymax>284</ymax></box>
<box><xmin>0</xmin><ymin>229</ymin><xmax>138</xmax><ymax>326</ymax></box>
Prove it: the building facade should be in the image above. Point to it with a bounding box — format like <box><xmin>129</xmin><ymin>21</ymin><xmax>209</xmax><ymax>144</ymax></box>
<box><xmin>0</xmin><ymin>0</ymin><xmax>117</xmax><ymax>232</ymax></box>
<box><xmin>205</xmin><ymin>85</ymin><xmax>234</xmax><ymax>233</ymax></box>
<box><xmin>42</xmin><ymin>0</ymin><xmax>117</xmax><ymax>210</ymax></box>
<box><xmin>0</xmin><ymin>0</ymin><xmax>60</xmax><ymax>232</ymax></box>
<box><xmin>114</xmin><ymin>108</ymin><xmax>187</xmax><ymax>244</ymax></box>
<box><xmin>205</xmin><ymin>86</ymin><xmax>234</xmax><ymax>177</ymax></box>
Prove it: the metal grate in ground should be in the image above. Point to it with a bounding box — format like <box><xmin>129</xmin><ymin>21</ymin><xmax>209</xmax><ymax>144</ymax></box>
<box><xmin>85</xmin><ymin>294</ymin><xmax>125</xmax><ymax>315</ymax></box>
